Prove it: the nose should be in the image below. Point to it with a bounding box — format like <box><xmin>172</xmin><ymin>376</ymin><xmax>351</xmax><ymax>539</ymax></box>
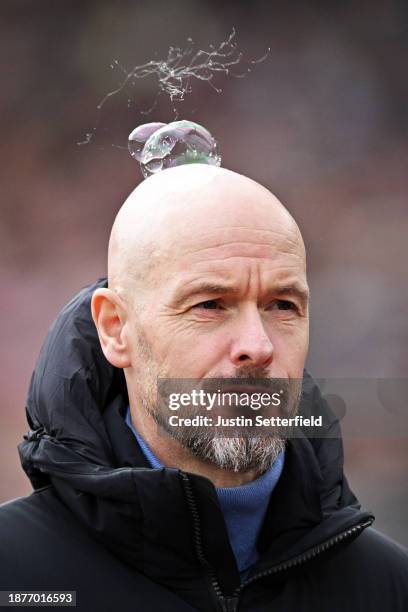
<box><xmin>229</xmin><ymin>305</ymin><xmax>274</xmax><ymax>368</ymax></box>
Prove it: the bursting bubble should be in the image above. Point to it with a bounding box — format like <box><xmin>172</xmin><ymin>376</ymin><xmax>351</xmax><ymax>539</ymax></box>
<box><xmin>128</xmin><ymin>122</ymin><xmax>167</xmax><ymax>161</ymax></box>
<box><xmin>128</xmin><ymin>120</ymin><xmax>221</xmax><ymax>178</ymax></box>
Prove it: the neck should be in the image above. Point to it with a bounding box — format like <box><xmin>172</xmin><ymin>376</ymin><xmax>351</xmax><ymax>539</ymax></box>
<box><xmin>128</xmin><ymin>402</ymin><xmax>263</xmax><ymax>488</ymax></box>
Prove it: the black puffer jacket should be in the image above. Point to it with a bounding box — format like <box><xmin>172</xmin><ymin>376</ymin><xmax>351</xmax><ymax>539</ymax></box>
<box><xmin>1</xmin><ymin>279</ymin><xmax>407</xmax><ymax>611</ymax></box>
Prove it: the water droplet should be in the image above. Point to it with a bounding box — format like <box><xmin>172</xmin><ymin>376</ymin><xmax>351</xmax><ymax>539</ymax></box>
<box><xmin>141</xmin><ymin>158</ymin><xmax>164</xmax><ymax>178</ymax></box>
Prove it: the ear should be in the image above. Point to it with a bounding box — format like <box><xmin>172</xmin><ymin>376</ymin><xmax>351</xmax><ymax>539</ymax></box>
<box><xmin>91</xmin><ymin>288</ymin><xmax>131</xmax><ymax>368</ymax></box>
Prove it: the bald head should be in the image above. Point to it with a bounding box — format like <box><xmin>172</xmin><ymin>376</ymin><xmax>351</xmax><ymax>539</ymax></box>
<box><xmin>108</xmin><ymin>164</ymin><xmax>305</xmax><ymax>297</ymax></box>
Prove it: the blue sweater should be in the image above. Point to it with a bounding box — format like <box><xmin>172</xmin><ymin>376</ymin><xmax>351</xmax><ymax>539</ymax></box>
<box><xmin>125</xmin><ymin>408</ymin><xmax>284</xmax><ymax>579</ymax></box>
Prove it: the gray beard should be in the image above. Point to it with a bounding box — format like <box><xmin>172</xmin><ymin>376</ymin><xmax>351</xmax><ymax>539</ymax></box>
<box><xmin>145</xmin><ymin>403</ymin><xmax>286</xmax><ymax>474</ymax></box>
<box><xmin>142</xmin><ymin>377</ymin><xmax>301</xmax><ymax>476</ymax></box>
<box><xmin>187</xmin><ymin>434</ymin><xmax>285</xmax><ymax>474</ymax></box>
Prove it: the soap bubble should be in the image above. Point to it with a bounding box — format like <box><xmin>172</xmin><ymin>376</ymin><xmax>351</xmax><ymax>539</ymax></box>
<box><xmin>128</xmin><ymin>120</ymin><xmax>221</xmax><ymax>178</ymax></box>
<box><xmin>128</xmin><ymin>122</ymin><xmax>167</xmax><ymax>161</ymax></box>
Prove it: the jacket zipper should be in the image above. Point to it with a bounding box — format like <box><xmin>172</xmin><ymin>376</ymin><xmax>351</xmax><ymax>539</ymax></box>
<box><xmin>180</xmin><ymin>472</ymin><xmax>228</xmax><ymax>609</ymax></box>
<box><xmin>234</xmin><ymin>517</ymin><xmax>374</xmax><ymax>593</ymax></box>
<box><xmin>180</xmin><ymin>471</ymin><xmax>373</xmax><ymax>612</ymax></box>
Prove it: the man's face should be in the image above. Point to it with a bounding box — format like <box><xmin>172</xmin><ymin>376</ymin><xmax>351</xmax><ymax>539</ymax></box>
<box><xmin>120</xmin><ymin>187</ymin><xmax>309</xmax><ymax>472</ymax></box>
<box><xmin>103</xmin><ymin>169</ymin><xmax>310</xmax><ymax>473</ymax></box>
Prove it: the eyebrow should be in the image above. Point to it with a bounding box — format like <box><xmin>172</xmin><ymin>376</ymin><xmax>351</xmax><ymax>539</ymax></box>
<box><xmin>172</xmin><ymin>281</ymin><xmax>309</xmax><ymax>308</ymax></box>
<box><xmin>172</xmin><ymin>283</ymin><xmax>237</xmax><ymax>308</ymax></box>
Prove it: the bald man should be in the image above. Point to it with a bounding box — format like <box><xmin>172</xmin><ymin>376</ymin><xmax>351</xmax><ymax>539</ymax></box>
<box><xmin>1</xmin><ymin>165</ymin><xmax>407</xmax><ymax>612</ymax></box>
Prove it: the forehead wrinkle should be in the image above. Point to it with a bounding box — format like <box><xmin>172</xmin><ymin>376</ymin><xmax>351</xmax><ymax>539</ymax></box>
<box><xmin>180</xmin><ymin>223</ymin><xmax>301</xmax><ymax>244</ymax></box>
<box><xmin>169</xmin><ymin>269</ymin><xmax>309</xmax><ymax>309</ymax></box>
<box><xmin>174</xmin><ymin>258</ymin><xmax>307</xmax><ymax>293</ymax></box>
<box><xmin>186</xmin><ymin>248</ymin><xmax>306</xmax><ymax>271</ymax></box>
<box><xmin>174</xmin><ymin>224</ymin><xmax>305</xmax><ymax>261</ymax></box>
<box><xmin>188</xmin><ymin>240</ymin><xmax>303</xmax><ymax>260</ymax></box>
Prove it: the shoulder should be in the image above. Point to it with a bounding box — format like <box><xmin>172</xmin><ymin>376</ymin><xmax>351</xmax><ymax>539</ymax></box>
<box><xmin>0</xmin><ymin>486</ymin><xmax>100</xmax><ymax>587</ymax></box>
<box><xmin>0</xmin><ymin>488</ymin><xmax>190</xmax><ymax>611</ymax></box>
<box><xmin>0</xmin><ymin>486</ymin><xmax>58</xmax><ymax>543</ymax></box>
<box><xmin>345</xmin><ymin>527</ymin><xmax>408</xmax><ymax>575</ymax></box>
<box><xmin>0</xmin><ymin>487</ymin><xmax>125</xmax><ymax>587</ymax></box>
<box><xmin>310</xmin><ymin>528</ymin><xmax>408</xmax><ymax>609</ymax></box>
<box><xmin>0</xmin><ymin>485</ymin><xmax>76</xmax><ymax>537</ymax></box>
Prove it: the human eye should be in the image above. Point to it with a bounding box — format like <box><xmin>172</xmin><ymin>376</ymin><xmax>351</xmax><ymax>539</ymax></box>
<box><xmin>192</xmin><ymin>299</ymin><xmax>220</xmax><ymax>310</ymax></box>
<box><xmin>269</xmin><ymin>299</ymin><xmax>298</xmax><ymax>312</ymax></box>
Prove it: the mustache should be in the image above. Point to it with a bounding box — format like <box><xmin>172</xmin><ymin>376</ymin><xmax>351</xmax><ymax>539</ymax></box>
<box><xmin>206</xmin><ymin>368</ymin><xmax>290</xmax><ymax>388</ymax></box>
<box><xmin>199</xmin><ymin>373</ymin><xmax>295</xmax><ymax>399</ymax></box>
<box><xmin>232</xmin><ymin>366</ymin><xmax>271</xmax><ymax>380</ymax></box>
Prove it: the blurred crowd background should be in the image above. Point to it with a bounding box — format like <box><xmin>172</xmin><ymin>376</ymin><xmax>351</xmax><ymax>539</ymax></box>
<box><xmin>1</xmin><ymin>1</ymin><xmax>407</xmax><ymax>544</ymax></box>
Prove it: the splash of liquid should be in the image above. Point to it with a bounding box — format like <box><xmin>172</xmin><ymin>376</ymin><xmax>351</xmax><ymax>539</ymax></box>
<box><xmin>130</xmin><ymin>120</ymin><xmax>221</xmax><ymax>178</ymax></box>
<box><xmin>78</xmin><ymin>29</ymin><xmax>269</xmax><ymax>146</ymax></box>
